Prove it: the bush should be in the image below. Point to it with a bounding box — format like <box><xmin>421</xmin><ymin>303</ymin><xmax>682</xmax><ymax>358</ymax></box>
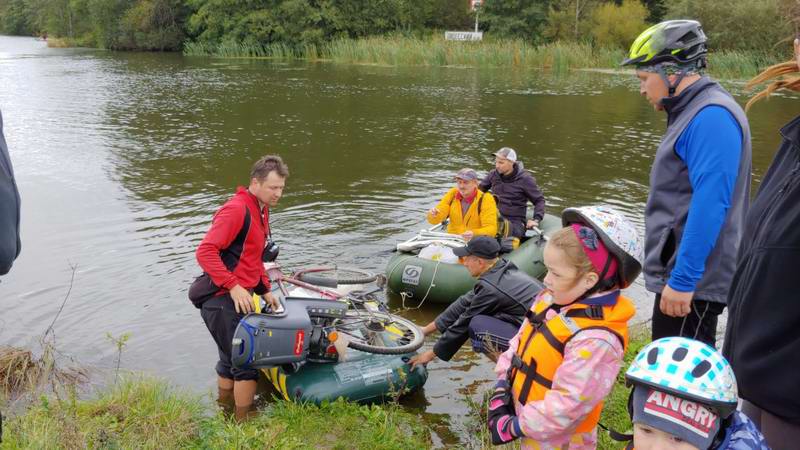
<box><xmin>667</xmin><ymin>0</ymin><xmax>791</xmax><ymax>54</ymax></box>
<box><xmin>480</xmin><ymin>0</ymin><xmax>550</xmax><ymax>41</ymax></box>
<box><xmin>543</xmin><ymin>6</ymin><xmax>576</xmax><ymax>42</ymax></box>
<box><xmin>118</xmin><ymin>0</ymin><xmax>187</xmax><ymax>51</ymax></box>
<box><xmin>591</xmin><ymin>0</ymin><xmax>648</xmax><ymax>49</ymax></box>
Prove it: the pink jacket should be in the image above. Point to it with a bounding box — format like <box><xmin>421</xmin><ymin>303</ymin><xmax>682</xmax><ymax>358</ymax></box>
<box><xmin>494</xmin><ymin>291</ymin><xmax>626</xmax><ymax>450</ymax></box>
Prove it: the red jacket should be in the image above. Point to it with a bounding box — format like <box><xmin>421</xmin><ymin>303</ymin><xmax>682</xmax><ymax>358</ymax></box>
<box><xmin>196</xmin><ymin>187</ymin><xmax>271</xmax><ymax>292</ymax></box>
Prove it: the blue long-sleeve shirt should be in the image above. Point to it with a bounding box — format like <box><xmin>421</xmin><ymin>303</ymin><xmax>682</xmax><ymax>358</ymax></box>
<box><xmin>668</xmin><ymin>105</ymin><xmax>743</xmax><ymax>292</ymax></box>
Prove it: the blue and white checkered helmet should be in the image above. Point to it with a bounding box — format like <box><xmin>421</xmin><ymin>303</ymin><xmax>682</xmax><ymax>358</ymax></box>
<box><xmin>561</xmin><ymin>205</ymin><xmax>643</xmax><ymax>288</ymax></box>
<box><xmin>625</xmin><ymin>337</ymin><xmax>738</xmax><ymax>417</ymax></box>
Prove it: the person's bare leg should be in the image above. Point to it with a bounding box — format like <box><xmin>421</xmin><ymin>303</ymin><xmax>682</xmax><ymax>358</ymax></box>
<box><xmin>218</xmin><ymin>375</ymin><xmax>234</xmax><ymax>390</ymax></box>
<box><xmin>233</xmin><ymin>379</ymin><xmax>258</xmax><ymax>421</ymax></box>
<box><xmin>216</xmin><ymin>376</ymin><xmax>235</xmax><ymax>412</ymax></box>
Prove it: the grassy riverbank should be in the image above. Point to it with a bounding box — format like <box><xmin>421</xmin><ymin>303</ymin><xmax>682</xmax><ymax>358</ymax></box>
<box><xmin>183</xmin><ymin>35</ymin><xmax>784</xmax><ymax>80</ymax></box>
<box><xmin>1</xmin><ymin>332</ymin><xmax>649</xmax><ymax>449</ymax></box>
<box><xmin>1</xmin><ymin>375</ymin><xmax>430</xmax><ymax>449</ymax></box>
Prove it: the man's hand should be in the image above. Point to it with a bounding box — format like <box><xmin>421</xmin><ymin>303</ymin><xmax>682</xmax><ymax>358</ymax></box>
<box><xmin>462</xmin><ymin>230</ymin><xmax>474</xmax><ymax>241</ymax></box>
<box><xmin>659</xmin><ymin>285</ymin><xmax>694</xmax><ymax>317</ymax></box>
<box><xmin>230</xmin><ymin>285</ymin><xmax>254</xmax><ymax>314</ymax></box>
<box><xmin>409</xmin><ymin>349</ymin><xmax>436</xmax><ymax>370</ymax></box>
<box><xmin>421</xmin><ymin>322</ymin><xmax>438</xmax><ymax>336</ymax></box>
<box><xmin>526</xmin><ymin>219</ymin><xmax>539</xmax><ymax>229</ymax></box>
<box><xmin>428</xmin><ymin>207</ymin><xmax>439</xmax><ymax>216</ymax></box>
<box><xmin>263</xmin><ymin>292</ymin><xmax>280</xmax><ymax>312</ymax></box>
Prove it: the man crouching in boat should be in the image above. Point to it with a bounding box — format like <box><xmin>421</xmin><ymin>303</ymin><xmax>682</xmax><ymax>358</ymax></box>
<box><xmin>410</xmin><ymin>236</ymin><xmax>542</xmax><ymax>369</ymax></box>
<box><xmin>427</xmin><ymin>168</ymin><xmax>498</xmax><ymax>241</ymax></box>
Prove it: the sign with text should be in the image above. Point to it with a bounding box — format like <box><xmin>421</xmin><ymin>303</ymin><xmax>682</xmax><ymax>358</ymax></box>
<box><xmin>445</xmin><ymin>31</ymin><xmax>483</xmax><ymax>41</ymax></box>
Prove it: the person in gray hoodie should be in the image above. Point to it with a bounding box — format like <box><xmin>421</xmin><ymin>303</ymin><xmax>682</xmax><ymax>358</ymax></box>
<box><xmin>479</xmin><ymin>147</ymin><xmax>546</xmax><ymax>238</ymax></box>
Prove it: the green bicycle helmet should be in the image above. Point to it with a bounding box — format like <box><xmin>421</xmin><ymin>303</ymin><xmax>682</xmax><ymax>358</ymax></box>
<box><xmin>621</xmin><ymin>20</ymin><xmax>707</xmax><ymax>68</ymax></box>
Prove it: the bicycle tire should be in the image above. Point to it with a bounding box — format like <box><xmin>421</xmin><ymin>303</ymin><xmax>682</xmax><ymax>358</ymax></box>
<box><xmin>338</xmin><ymin>310</ymin><xmax>424</xmax><ymax>355</ymax></box>
<box><xmin>297</xmin><ymin>267</ymin><xmax>378</xmax><ymax>286</ymax></box>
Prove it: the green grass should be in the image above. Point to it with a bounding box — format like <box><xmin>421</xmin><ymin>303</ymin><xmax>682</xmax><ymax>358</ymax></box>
<box><xmin>708</xmin><ymin>50</ymin><xmax>785</xmax><ymax>80</ymax></box>
<box><xmin>182</xmin><ymin>34</ymin><xmax>783</xmax><ymax>79</ymax></box>
<box><xmin>1</xmin><ymin>375</ymin><xmax>430</xmax><ymax>449</ymax></box>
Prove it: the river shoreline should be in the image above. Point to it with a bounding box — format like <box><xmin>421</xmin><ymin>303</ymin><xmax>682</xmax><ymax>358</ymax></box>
<box><xmin>0</xmin><ymin>328</ymin><xmax>649</xmax><ymax>449</ymax></box>
<box><xmin>40</xmin><ymin>34</ymin><xmax>785</xmax><ymax>81</ymax></box>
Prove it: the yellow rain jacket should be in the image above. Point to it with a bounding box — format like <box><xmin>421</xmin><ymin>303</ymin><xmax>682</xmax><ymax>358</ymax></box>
<box><xmin>427</xmin><ymin>188</ymin><xmax>498</xmax><ymax>237</ymax></box>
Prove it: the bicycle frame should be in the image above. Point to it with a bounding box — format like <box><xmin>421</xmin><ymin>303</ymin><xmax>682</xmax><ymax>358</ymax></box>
<box><xmin>264</xmin><ymin>262</ymin><xmax>342</xmax><ymax>300</ymax></box>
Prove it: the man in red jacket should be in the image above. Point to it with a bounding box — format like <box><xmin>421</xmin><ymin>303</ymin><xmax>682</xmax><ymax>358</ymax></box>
<box><xmin>196</xmin><ymin>155</ymin><xmax>287</xmax><ymax>418</ymax></box>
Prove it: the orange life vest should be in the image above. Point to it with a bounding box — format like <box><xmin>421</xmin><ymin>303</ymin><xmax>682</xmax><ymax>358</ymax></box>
<box><xmin>509</xmin><ymin>291</ymin><xmax>635</xmax><ymax>434</ymax></box>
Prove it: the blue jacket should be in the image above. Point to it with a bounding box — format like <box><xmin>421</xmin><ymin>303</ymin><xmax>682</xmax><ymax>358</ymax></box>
<box><xmin>716</xmin><ymin>411</ymin><xmax>769</xmax><ymax>449</ymax></box>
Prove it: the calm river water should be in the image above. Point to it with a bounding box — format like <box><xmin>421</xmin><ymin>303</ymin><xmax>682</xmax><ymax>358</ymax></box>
<box><xmin>0</xmin><ymin>35</ymin><xmax>796</xmax><ymax>445</ymax></box>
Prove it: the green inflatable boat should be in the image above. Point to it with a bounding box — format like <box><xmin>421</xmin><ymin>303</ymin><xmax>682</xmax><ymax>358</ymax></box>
<box><xmin>385</xmin><ymin>214</ymin><xmax>561</xmax><ymax>305</ymax></box>
<box><xmin>263</xmin><ymin>351</ymin><xmax>427</xmax><ymax>404</ymax></box>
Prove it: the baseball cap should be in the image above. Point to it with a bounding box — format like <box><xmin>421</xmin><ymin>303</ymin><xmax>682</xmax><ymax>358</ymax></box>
<box><xmin>493</xmin><ymin>147</ymin><xmax>517</xmax><ymax>162</ymax></box>
<box><xmin>454</xmin><ymin>168</ymin><xmax>478</xmax><ymax>181</ymax></box>
<box><xmin>453</xmin><ymin>236</ymin><xmax>501</xmax><ymax>259</ymax></box>
<box><xmin>632</xmin><ymin>386</ymin><xmax>721</xmax><ymax>450</ymax></box>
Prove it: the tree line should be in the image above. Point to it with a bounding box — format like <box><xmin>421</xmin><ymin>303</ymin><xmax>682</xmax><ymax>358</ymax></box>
<box><xmin>0</xmin><ymin>0</ymin><xmax>793</xmax><ymax>56</ymax></box>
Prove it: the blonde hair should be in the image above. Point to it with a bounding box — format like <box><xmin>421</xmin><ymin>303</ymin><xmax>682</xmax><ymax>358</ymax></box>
<box><xmin>745</xmin><ymin>59</ymin><xmax>800</xmax><ymax>111</ymax></box>
<box><xmin>548</xmin><ymin>227</ymin><xmax>595</xmax><ymax>277</ymax></box>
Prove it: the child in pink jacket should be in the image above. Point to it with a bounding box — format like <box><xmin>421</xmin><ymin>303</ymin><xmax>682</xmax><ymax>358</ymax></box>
<box><xmin>489</xmin><ymin>206</ymin><xmax>643</xmax><ymax>449</ymax></box>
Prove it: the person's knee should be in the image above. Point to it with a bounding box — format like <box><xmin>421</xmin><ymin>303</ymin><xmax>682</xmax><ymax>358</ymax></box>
<box><xmin>468</xmin><ymin>314</ymin><xmax>493</xmax><ymax>334</ymax></box>
<box><xmin>218</xmin><ymin>375</ymin><xmax>234</xmax><ymax>390</ymax></box>
<box><xmin>232</xmin><ymin>367</ymin><xmax>259</xmax><ymax>382</ymax></box>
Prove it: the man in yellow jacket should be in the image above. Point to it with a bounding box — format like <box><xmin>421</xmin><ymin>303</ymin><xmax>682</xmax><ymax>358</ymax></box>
<box><xmin>427</xmin><ymin>168</ymin><xmax>498</xmax><ymax>240</ymax></box>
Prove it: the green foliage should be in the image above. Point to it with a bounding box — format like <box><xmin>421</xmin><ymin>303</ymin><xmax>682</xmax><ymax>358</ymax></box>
<box><xmin>87</xmin><ymin>0</ymin><xmax>126</xmax><ymax>49</ymax></box>
<box><xmin>2</xmin><ymin>376</ymin><xmax>431</xmax><ymax>449</ymax></box>
<box><xmin>543</xmin><ymin>5</ymin><xmax>575</xmax><ymax>42</ymax></box>
<box><xmin>591</xmin><ymin>0</ymin><xmax>648</xmax><ymax>49</ymax></box>
<box><xmin>480</xmin><ymin>0</ymin><xmax>551</xmax><ymax>42</ymax></box>
<box><xmin>1</xmin><ymin>0</ymin><xmax>794</xmax><ymax>63</ymax></box>
<box><xmin>542</xmin><ymin>0</ymin><xmax>598</xmax><ymax>43</ymax></box>
<box><xmin>0</xmin><ymin>0</ymin><xmax>34</xmax><ymax>35</ymax></box>
<box><xmin>105</xmin><ymin>331</ymin><xmax>131</xmax><ymax>383</ymax></box>
<box><xmin>667</xmin><ymin>0</ymin><xmax>792</xmax><ymax>54</ymax></box>
<box><xmin>641</xmin><ymin>0</ymin><xmax>665</xmax><ymax>22</ymax></box>
<box><xmin>118</xmin><ymin>0</ymin><xmax>187</xmax><ymax>50</ymax></box>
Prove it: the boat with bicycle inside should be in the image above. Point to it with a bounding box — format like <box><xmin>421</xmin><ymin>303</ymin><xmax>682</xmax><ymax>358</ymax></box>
<box><xmin>233</xmin><ymin>263</ymin><xmax>428</xmax><ymax>405</ymax></box>
<box><xmin>384</xmin><ymin>214</ymin><xmax>561</xmax><ymax>305</ymax></box>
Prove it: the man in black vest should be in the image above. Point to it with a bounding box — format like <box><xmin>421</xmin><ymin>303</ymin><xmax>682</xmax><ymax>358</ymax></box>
<box><xmin>621</xmin><ymin>21</ymin><xmax>752</xmax><ymax>347</ymax></box>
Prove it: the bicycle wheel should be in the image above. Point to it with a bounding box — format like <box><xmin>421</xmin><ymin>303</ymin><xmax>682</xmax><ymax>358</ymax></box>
<box><xmin>335</xmin><ymin>310</ymin><xmax>424</xmax><ymax>355</ymax></box>
<box><xmin>297</xmin><ymin>267</ymin><xmax>378</xmax><ymax>286</ymax></box>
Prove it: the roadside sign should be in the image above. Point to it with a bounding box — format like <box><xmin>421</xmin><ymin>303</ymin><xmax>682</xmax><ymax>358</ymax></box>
<box><xmin>445</xmin><ymin>31</ymin><xmax>483</xmax><ymax>41</ymax></box>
